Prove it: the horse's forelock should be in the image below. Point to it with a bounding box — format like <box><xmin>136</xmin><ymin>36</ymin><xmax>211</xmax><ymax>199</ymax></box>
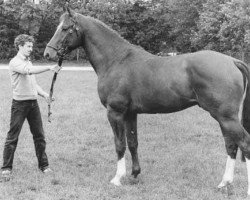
<box><xmin>60</xmin><ymin>12</ymin><xmax>78</xmax><ymax>27</ymax></box>
<box><xmin>59</xmin><ymin>13</ymin><xmax>67</xmax><ymax>22</ymax></box>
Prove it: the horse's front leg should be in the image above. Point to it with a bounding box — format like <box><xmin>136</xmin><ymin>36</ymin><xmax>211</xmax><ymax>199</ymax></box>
<box><xmin>124</xmin><ymin>113</ymin><xmax>141</xmax><ymax>178</ymax></box>
<box><xmin>107</xmin><ymin>106</ymin><xmax>127</xmax><ymax>186</ymax></box>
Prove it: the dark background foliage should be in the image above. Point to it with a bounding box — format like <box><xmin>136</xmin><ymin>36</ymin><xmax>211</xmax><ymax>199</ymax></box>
<box><xmin>1</xmin><ymin>0</ymin><xmax>250</xmax><ymax>62</ymax></box>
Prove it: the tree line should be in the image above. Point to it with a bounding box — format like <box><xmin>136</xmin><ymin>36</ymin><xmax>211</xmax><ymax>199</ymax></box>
<box><xmin>0</xmin><ymin>0</ymin><xmax>250</xmax><ymax>62</ymax></box>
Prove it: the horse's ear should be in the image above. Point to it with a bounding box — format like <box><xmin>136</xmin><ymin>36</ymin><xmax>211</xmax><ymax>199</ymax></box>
<box><xmin>63</xmin><ymin>2</ymin><xmax>69</xmax><ymax>12</ymax></box>
<box><xmin>67</xmin><ymin>7</ymin><xmax>76</xmax><ymax>18</ymax></box>
<box><xmin>63</xmin><ymin>3</ymin><xmax>76</xmax><ymax>18</ymax></box>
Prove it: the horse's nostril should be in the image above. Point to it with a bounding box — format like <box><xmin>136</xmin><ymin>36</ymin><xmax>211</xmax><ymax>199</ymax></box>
<box><xmin>44</xmin><ymin>53</ymin><xmax>50</xmax><ymax>59</ymax></box>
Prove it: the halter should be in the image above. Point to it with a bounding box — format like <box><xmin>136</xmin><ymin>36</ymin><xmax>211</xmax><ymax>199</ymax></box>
<box><xmin>46</xmin><ymin>17</ymin><xmax>80</xmax><ymax>122</ymax></box>
<box><xmin>46</xmin><ymin>18</ymin><xmax>79</xmax><ymax>57</ymax></box>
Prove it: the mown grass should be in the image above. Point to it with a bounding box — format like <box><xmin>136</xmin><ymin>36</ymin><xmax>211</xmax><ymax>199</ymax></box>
<box><xmin>0</xmin><ymin>68</ymin><xmax>249</xmax><ymax>200</ymax></box>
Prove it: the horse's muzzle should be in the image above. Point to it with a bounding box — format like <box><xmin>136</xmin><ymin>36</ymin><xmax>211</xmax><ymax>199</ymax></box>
<box><xmin>44</xmin><ymin>47</ymin><xmax>57</xmax><ymax>61</ymax></box>
<box><xmin>44</xmin><ymin>52</ymin><xmax>50</xmax><ymax>60</ymax></box>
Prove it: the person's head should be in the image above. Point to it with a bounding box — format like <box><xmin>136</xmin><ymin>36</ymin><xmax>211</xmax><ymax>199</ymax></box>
<box><xmin>14</xmin><ymin>34</ymin><xmax>35</xmax><ymax>58</ymax></box>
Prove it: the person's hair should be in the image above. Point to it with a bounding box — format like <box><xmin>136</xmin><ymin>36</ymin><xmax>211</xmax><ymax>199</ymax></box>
<box><xmin>14</xmin><ymin>34</ymin><xmax>35</xmax><ymax>50</ymax></box>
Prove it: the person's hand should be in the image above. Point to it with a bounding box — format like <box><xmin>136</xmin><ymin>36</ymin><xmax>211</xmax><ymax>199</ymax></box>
<box><xmin>43</xmin><ymin>93</ymin><xmax>55</xmax><ymax>103</ymax></box>
<box><xmin>50</xmin><ymin>64</ymin><xmax>62</xmax><ymax>73</ymax></box>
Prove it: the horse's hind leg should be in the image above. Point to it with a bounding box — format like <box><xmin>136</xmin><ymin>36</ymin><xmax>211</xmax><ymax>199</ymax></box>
<box><xmin>124</xmin><ymin>113</ymin><xmax>141</xmax><ymax>178</ymax></box>
<box><xmin>217</xmin><ymin>135</ymin><xmax>237</xmax><ymax>191</ymax></box>
<box><xmin>217</xmin><ymin>116</ymin><xmax>250</xmax><ymax>194</ymax></box>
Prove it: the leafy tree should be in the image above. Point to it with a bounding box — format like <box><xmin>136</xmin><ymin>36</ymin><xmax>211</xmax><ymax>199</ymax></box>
<box><xmin>0</xmin><ymin>2</ymin><xmax>20</xmax><ymax>59</ymax></box>
<box><xmin>192</xmin><ymin>0</ymin><xmax>224</xmax><ymax>51</ymax></box>
<box><xmin>219</xmin><ymin>0</ymin><xmax>250</xmax><ymax>52</ymax></box>
<box><xmin>169</xmin><ymin>0</ymin><xmax>205</xmax><ymax>53</ymax></box>
<box><xmin>110</xmin><ymin>0</ymin><xmax>172</xmax><ymax>54</ymax></box>
<box><xmin>2</xmin><ymin>0</ymin><xmax>250</xmax><ymax>61</ymax></box>
<box><xmin>191</xmin><ymin>0</ymin><xmax>250</xmax><ymax>56</ymax></box>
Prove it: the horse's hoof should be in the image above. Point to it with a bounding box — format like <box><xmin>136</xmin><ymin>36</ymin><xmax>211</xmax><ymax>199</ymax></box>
<box><xmin>128</xmin><ymin>176</ymin><xmax>140</xmax><ymax>185</ymax></box>
<box><xmin>218</xmin><ymin>181</ymin><xmax>226</xmax><ymax>189</ymax></box>
<box><xmin>110</xmin><ymin>177</ymin><xmax>122</xmax><ymax>186</ymax></box>
<box><xmin>131</xmin><ymin>168</ymin><xmax>141</xmax><ymax>178</ymax></box>
<box><xmin>217</xmin><ymin>183</ymin><xmax>234</xmax><ymax>196</ymax></box>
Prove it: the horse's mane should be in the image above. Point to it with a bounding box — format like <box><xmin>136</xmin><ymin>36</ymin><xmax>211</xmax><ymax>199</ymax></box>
<box><xmin>71</xmin><ymin>12</ymin><xmax>151</xmax><ymax>62</ymax></box>
<box><xmin>93</xmin><ymin>18</ymin><xmax>127</xmax><ymax>40</ymax></box>
<box><xmin>61</xmin><ymin>12</ymin><xmax>130</xmax><ymax>45</ymax></box>
<box><xmin>77</xmin><ymin>13</ymin><xmax>131</xmax><ymax>46</ymax></box>
<box><xmin>60</xmin><ymin>12</ymin><xmax>147</xmax><ymax>54</ymax></box>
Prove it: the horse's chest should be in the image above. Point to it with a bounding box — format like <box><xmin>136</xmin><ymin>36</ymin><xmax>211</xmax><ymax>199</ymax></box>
<box><xmin>97</xmin><ymin>81</ymin><xmax>108</xmax><ymax>106</ymax></box>
<box><xmin>97</xmin><ymin>78</ymin><xmax>120</xmax><ymax>106</ymax></box>
<box><xmin>98</xmin><ymin>74</ymin><xmax>132</xmax><ymax>107</ymax></box>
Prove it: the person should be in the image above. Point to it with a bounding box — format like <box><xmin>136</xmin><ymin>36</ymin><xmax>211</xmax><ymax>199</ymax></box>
<box><xmin>1</xmin><ymin>34</ymin><xmax>61</xmax><ymax>181</ymax></box>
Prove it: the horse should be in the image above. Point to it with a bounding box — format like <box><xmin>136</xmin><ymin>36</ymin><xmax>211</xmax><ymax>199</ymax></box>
<box><xmin>44</xmin><ymin>7</ymin><xmax>250</xmax><ymax>196</ymax></box>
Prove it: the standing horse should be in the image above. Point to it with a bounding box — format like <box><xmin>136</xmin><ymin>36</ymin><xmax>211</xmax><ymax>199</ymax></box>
<box><xmin>44</xmin><ymin>8</ymin><xmax>250</xmax><ymax>195</ymax></box>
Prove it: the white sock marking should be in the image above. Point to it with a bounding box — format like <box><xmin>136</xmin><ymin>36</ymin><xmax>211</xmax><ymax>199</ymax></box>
<box><xmin>218</xmin><ymin>156</ymin><xmax>236</xmax><ymax>188</ymax></box>
<box><xmin>245</xmin><ymin>157</ymin><xmax>250</xmax><ymax>195</ymax></box>
<box><xmin>110</xmin><ymin>157</ymin><xmax>126</xmax><ymax>186</ymax></box>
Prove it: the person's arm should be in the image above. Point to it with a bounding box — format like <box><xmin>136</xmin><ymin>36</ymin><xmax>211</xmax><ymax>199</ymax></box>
<box><xmin>10</xmin><ymin>59</ymin><xmax>60</xmax><ymax>75</ymax></box>
<box><xmin>36</xmin><ymin>84</ymin><xmax>48</xmax><ymax>98</ymax></box>
<box><xmin>29</xmin><ymin>64</ymin><xmax>61</xmax><ymax>74</ymax></box>
<box><xmin>36</xmin><ymin>84</ymin><xmax>50</xmax><ymax>102</ymax></box>
<box><xmin>29</xmin><ymin>65</ymin><xmax>55</xmax><ymax>74</ymax></box>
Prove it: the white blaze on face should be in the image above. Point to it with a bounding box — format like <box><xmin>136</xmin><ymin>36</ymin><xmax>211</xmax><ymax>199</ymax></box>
<box><xmin>218</xmin><ymin>156</ymin><xmax>236</xmax><ymax>188</ymax></box>
<box><xmin>56</xmin><ymin>21</ymin><xmax>64</xmax><ymax>33</ymax></box>
<box><xmin>110</xmin><ymin>156</ymin><xmax>126</xmax><ymax>186</ymax></box>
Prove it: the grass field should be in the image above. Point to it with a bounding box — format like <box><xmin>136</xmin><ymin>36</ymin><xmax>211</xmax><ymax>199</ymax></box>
<box><xmin>0</xmin><ymin>68</ymin><xmax>249</xmax><ymax>200</ymax></box>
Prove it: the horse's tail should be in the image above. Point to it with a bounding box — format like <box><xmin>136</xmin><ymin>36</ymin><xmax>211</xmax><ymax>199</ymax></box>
<box><xmin>234</xmin><ymin>60</ymin><xmax>250</xmax><ymax>162</ymax></box>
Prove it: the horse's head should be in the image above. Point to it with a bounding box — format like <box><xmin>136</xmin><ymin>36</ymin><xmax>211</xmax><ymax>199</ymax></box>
<box><xmin>44</xmin><ymin>7</ymin><xmax>82</xmax><ymax>60</ymax></box>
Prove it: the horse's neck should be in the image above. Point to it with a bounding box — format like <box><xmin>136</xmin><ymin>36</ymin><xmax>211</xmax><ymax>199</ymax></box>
<box><xmin>80</xmin><ymin>17</ymin><xmax>130</xmax><ymax>75</ymax></box>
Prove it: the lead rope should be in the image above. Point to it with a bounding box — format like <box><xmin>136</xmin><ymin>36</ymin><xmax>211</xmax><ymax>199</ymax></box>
<box><xmin>48</xmin><ymin>57</ymin><xmax>63</xmax><ymax>122</ymax></box>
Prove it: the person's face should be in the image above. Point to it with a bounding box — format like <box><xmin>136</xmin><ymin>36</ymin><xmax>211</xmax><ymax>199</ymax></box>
<box><xmin>19</xmin><ymin>41</ymin><xmax>33</xmax><ymax>57</ymax></box>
